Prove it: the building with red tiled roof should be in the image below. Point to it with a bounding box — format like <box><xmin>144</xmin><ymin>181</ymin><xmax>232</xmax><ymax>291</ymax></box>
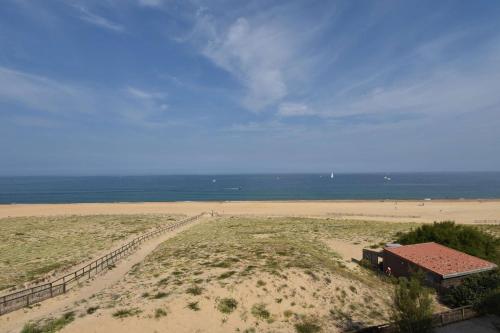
<box><xmin>382</xmin><ymin>242</ymin><xmax>497</xmax><ymax>288</ymax></box>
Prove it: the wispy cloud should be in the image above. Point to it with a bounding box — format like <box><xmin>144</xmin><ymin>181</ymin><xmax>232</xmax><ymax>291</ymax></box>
<box><xmin>127</xmin><ymin>87</ymin><xmax>165</xmax><ymax>100</ymax></box>
<box><xmin>75</xmin><ymin>5</ymin><xmax>124</xmax><ymax>32</ymax></box>
<box><xmin>0</xmin><ymin>66</ymin><xmax>170</xmax><ymax>127</ymax></box>
<box><xmin>0</xmin><ymin>66</ymin><xmax>93</xmax><ymax>114</ymax></box>
<box><xmin>315</xmin><ymin>39</ymin><xmax>500</xmax><ymax>120</ymax></box>
<box><xmin>201</xmin><ymin>17</ymin><xmax>288</xmax><ymax>110</ymax></box>
<box><xmin>127</xmin><ymin>86</ymin><xmax>169</xmax><ymax>111</ymax></box>
<box><xmin>137</xmin><ymin>0</ymin><xmax>165</xmax><ymax>8</ymax></box>
<box><xmin>188</xmin><ymin>8</ymin><xmax>320</xmax><ymax>112</ymax></box>
<box><xmin>278</xmin><ymin>102</ymin><xmax>316</xmax><ymax>117</ymax></box>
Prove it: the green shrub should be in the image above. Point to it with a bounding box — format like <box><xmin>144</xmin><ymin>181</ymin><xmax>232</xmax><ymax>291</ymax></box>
<box><xmin>251</xmin><ymin>303</ymin><xmax>270</xmax><ymax>320</ymax></box>
<box><xmin>217</xmin><ymin>298</ymin><xmax>238</xmax><ymax>314</ymax></box>
<box><xmin>112</xmin><ymin>308</ymin><xmax>142</xmax><ymax>318</ymax></box>
<box><xmin>295</xmin><ymin>320</ymin><xmax>322</xmax><ymax>333</ymax></box>
<box><xmin>479</xmin><ymin>290</ymin><xmax>500</xmax><ymax>315</ymax></box>
<box><xmin>21</xmin><ymin>312</ymin><xmax>75</xmax><ymax>333</ymax></box>
<box><xmin>154</xmin><ymin>308</ymin><xmax>167</xmax><ymax>319</ymax></box>
<box><xmin>187</xmin><ymin>301</ymin><xmax>200</xmax><ymax>311</ymax></box>
<box><xmin>86</xmin><ymin>306</ymin><xmax>99</xmax><ymax>314</ymax></box>
<box><xmin>217</xmin><ymin>271</ymin><xmax>236</xmax><ymax>279</ymax></box>
<box><xmin>152</xmin><ymin>291</ymin><xmax>169</xmax><ymax>299</ymax></box>
<box><xmin>443</xmin><ymin>269</ymin><xmax>500</xmax><ymax>313</ymax></box>
<box><xmin>186</xmin><ymin>285</ymin><xmax>203</xmax><ymax>296</ymax></box>
<box><xmin>391</xmin><ymin>277</ymin><xmax>433</xmax><ymax>333</ymax></box>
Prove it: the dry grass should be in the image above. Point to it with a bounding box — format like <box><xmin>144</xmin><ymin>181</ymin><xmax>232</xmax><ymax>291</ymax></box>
<box><xmin>0</xmin><ymin>214</ymin><xmax>180</xmax><ymax>291</ymax></box>
<box><xmin>20</xmin><ymin>216</ymin><xmax>498</xmax><ymax>332</ymax></box>
<box><xmin>130</xmin><ymin>216</ymin><xmax>421</xmax><ymax>288</ymax></box>
<box><xmin>88</xmin><ymin>217</ymin><xmax>418</xmax><ymax>331</ymax></box>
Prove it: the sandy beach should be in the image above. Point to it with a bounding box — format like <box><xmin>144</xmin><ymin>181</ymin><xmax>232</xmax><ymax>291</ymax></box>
<box><xmin>1</xmin><ymin>199</ymin><xmax>500</xmax><ymax>224</ymax></box>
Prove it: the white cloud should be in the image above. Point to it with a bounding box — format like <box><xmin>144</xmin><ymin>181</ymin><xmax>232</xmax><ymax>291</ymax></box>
<box><xmin>278</xmin><ymin>102</ymin><xmax>316</xmax><ymax>117</ymax></box>
<box><xmin>76</xmin><ymin>6</ymin><xmax>124</xmax><ymax>32</ymax></box>
<box><xmin>179</xmin><ymin>4</ymin><xmax>336</xmax><ymax>113</ymax></box>
<box><xmin>127</xmin><ymin>87</ymin><xmax>165</xmax><ymax>100</ymax></box>
<box><xmin>197</xmin><ymin>16</ymin><xmax>299</xmax><ymax>111</ymax></box>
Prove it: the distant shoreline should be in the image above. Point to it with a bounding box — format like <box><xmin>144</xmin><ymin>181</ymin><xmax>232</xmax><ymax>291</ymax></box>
<box><xmin>3</xmin><ymin>198</ymin><xmax>500</xmax><ymax>205</ymax></box>
<box><xmin>1</xmin><ymin>200</ymin><xmax>500</xmax><ymax>224</ymax></box>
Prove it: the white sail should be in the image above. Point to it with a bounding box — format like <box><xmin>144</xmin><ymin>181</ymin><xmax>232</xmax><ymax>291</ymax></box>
<box><xmin>330</xmin><ymin>172</ymin><xmax>334</xmax><ymax>179</ymax></box>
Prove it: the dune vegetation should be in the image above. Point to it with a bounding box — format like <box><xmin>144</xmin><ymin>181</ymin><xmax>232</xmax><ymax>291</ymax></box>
<box><xmin>72</xmin><ymin>216</ymin><xmax>427</xmax><ymax>332</ymax></box>
<box><xmin>11</xmin><ymin>215</ymin><xmax>500</xmax><ymax>332</ymax></box>
<box><xmin>0</xmin><ymin>214</ymin><xmax>180</xmax><ymax>291</ymax></box>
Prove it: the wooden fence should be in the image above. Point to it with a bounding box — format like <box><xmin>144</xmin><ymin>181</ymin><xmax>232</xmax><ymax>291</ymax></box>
<box><xmin>0</xmin><ymin>213</ymin><xmax>205</xmax><ymax>316</ymax></box>
<box><xmin>357</xmin><ymin>305</ymin><xmax>477</xmax><ymax>332</ymax></box>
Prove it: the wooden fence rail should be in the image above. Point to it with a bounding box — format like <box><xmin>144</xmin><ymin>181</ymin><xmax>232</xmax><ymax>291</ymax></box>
<box><xmin>356</xmin><ymin>305</ymin><xmax>477</xmax><ymax>332</ymax></box>
<box><xmin>0</xmin><ymin>213</ymin><xmax>206</xmax><ymax>316</ymax></box>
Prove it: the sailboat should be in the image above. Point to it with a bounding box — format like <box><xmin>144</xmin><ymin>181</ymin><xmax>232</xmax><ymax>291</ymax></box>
<box><xmin>330</xmin><ymin>172</ymin><xmax>334</xmax><ymax>179</ymax></box>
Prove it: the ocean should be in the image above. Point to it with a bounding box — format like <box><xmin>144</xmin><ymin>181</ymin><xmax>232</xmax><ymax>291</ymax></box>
<box><xmin>0</xmin><ymin>172</ymin><xmax>499</xmax><ymax>204</ymax></box>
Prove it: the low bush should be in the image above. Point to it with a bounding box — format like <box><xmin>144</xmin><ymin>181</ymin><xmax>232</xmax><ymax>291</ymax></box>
<box><xmin>112</xmin><ymin>308</ymin><xmax>141</xmax><ymax>318</ymax></box>
<box><xmin>21</xmin><ymin>312</ymin><xmax>75</xmax><ymax>333</ymax></box>
<box><xmin>443</xmin><ymin>269</ymin><xmax>500</xmax><ymax>314</ymax></box>
<box><xmin>187</xmin><ymin>301</ymin><xmax>200</xmax><ymax>311</ymax></box>
<box><xmin>217</xmin><ymin>298</ymin><xmax>238</xmax><ymax>314</ymax></box>
<box><xmin>186</xmin><ymin>285</ymin><xmax>203</xmax><ymax>296</ymax></box>
<box><xmin>391</xmin><ymin>277</ymin><xmax>433</xmax><ymax>333</ymax></box>
<box><xmin>251</xmin><ymin>303</ymin><xmax>270</xmax><ymax>320</ymax></box>
<box><xmin>295</xmin><ymin>318</ymin><xmax>321</xmax><ymax>333</ymax></box>
<box><xmin>154</xmin><ymin>308</ymin><xmax>167</xmax><ymax>319</ymax></box>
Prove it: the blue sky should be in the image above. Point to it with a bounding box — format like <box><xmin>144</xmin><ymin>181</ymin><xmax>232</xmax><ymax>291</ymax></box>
<box><xmin>1</xmin><ymin>0</ymin><xmax>499</xmax><ymax>175</ymax></box>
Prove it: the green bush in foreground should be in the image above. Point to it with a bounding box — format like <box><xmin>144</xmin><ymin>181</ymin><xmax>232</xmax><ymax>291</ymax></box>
<box><xmin>391</xmin><ymin>277</ymin><xmax>433</xmax><ymax>333</ymax></box>
<box><xmin>443</xmin><ymin>269</ymin><xmax>500</xmax><ymax>314</ymax></box>
<box><xmin>396</xmin><ymin>221</ymin><xmax>499</xmax><ymax>264</ymax></box>
<box><xmin>480</xmin><ymin>291</ymin><xmax>500</xmax><ymax>315</ymax></box>
<box><xmin>21</xmin><ymin>312</ymin><xmax>75</xmax><ymax>333</ymax></box>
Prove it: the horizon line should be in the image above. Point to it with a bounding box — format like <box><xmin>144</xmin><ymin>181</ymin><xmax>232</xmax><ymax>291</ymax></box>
<box><xmin>1</xmin><ymin>170</ymin><xmax>500</xmax><ymax>177</ymax></box>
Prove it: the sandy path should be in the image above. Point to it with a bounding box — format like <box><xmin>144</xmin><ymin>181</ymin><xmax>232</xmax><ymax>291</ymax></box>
<box><xmin>1</xmin><ymin>200</ymin><xmax>500</xmax><ymax>224</ymax></box>
<box><xmin>0</xmin><ymin>214</ymin><xmax>211</xmax><ymax>333</ymax></box>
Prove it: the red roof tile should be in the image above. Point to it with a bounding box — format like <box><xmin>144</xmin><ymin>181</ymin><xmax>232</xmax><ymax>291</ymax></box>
<box><xmin>384</xmin><ymin>242</ymin><xmax>497</xmax><ymax>278</ymax></box>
